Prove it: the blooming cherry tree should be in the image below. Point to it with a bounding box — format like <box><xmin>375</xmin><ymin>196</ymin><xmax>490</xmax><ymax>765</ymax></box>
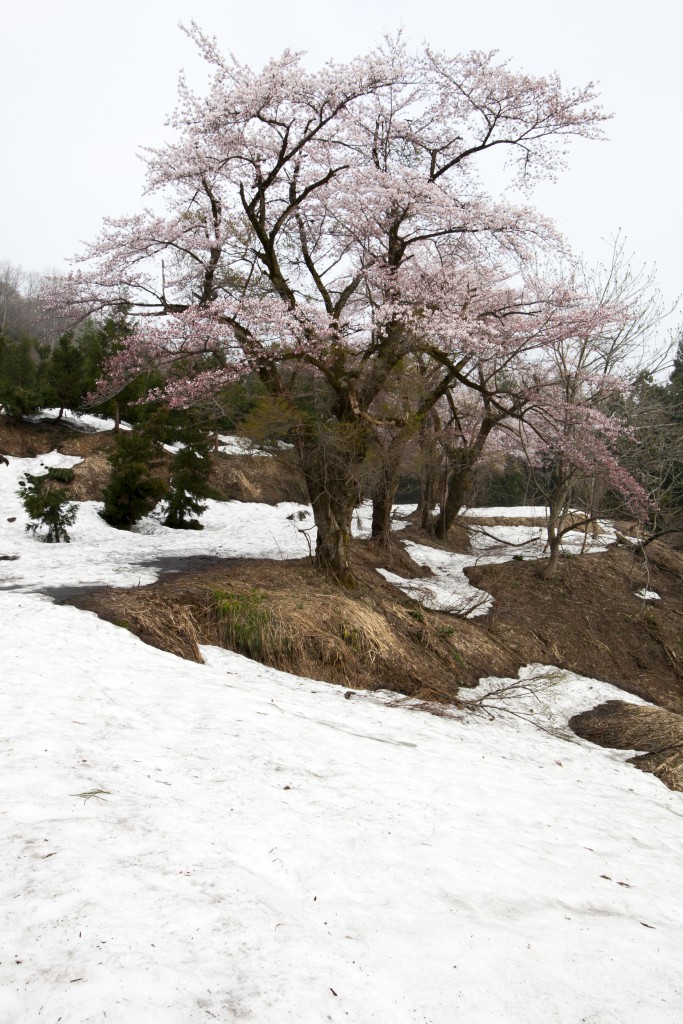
<box><xmin>49</xmin><ymin>27</ymin><xmax>614</xmax><ymax>582</ymax></box>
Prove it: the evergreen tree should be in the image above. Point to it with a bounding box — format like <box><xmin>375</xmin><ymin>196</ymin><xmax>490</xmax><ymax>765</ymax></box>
<box><xmin>18</xmin><ymin>472</ymin><xmax>77</xmax><ymax>543</ymax></box>
<box><xmin>78</xmin><ymin>315</ymin><xmax>159</xmax><ymax>430</ymax></box>
<box><xmin>164</xmin><ymin>418</ymin><xmax>214</xmax><ymax>529</ymax></box>
<box><xmin>101</xmin><ymin>424</ymin><xmax>167</xmax><ymax>529</ymax></box>
<box><xmin>669</xmin><ymin>336</ymin><xmax>683</xmax><ymax>422</ymax></box>
<box><xmin>43</xmin><ymin>332</ymin><xmax>84</xmax><ymax>419</ymax></box>
<box><xmin>0</xmin><ymin>334</ymin><xmax>45</xmax><ymax>419</ymax></box>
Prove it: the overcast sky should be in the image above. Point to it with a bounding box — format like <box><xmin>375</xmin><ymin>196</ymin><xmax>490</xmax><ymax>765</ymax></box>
<box><xmin>3</xmin><ymin>0</ymin><xmax>681</xmax><ymax>341</ymax></box>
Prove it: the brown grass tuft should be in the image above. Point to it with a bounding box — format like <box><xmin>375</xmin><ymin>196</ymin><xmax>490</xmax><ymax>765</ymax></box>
<box><xmin>570</xmin><ymin>701</ymin><xmax>683</xmax><ymax>792</ymax></box>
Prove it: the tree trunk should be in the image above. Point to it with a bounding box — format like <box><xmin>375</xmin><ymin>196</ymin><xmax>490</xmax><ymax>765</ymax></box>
<box><xmin>417</xmin><ymin>463</ymin><xmax>437</xmax><ymax>530</ymax></box>
<box><xmin>542</xmin><ymin>480</ymin><xmax>571</xmax><ymax>579</ymax></box>
<box><xmin>312</xmin><ymin>489</ymin><xmax>356</xmax><ymax>587</ymax></box>
<box><xmin>370</xmin><ymin>450</ymin><xmax>402</xmax><ymax>547</ymax></box>
<box><xmin>434</xmin><ymin>462</ymin><xmax>474</xmax><ymax>539</ymax></box>
<box><xmin>431</xmin><ymin>417</ymin><xmax>495</xmax><ymax>539</ymax></box>
<box><xmin>541</xmin><ymin>530</ymin><xmax>562</xmax><ymax>579</ymax></box>
<box><xmin>298</xmin><ymin>432</ymin><xmax>361</xmax><ymax>588</ymax></box>
<box><xmin>113</xmin><ymin>400</ymin><xmax>121</xmax><ymax>435</ymax></box>
<box><xmin>414</xmin><ymin>413</ymin><xmax>440</xmax><ymax>531</ymax></box>
<box><xmin>418</xmin><ymin>476</ymin><xmax>433</xmax><ymax>531</ymax></box>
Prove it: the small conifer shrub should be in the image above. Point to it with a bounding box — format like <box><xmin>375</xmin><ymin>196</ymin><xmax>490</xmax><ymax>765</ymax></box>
<box><xmin>18</xmin><ymin>472</ymin><xmax>77</xmax><ymax>543</ymax></box>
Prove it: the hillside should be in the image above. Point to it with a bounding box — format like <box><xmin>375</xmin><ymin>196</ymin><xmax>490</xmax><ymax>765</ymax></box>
<box><xmin>1</xmin><ymin>413</ymin><xmax>683</xmax><ymax>1023</ymax></box>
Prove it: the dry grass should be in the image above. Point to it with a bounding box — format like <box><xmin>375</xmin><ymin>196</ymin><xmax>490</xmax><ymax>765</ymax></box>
<box><xmin>208</xmin><ymin>450</ymin><xmax>309</xmax><ymax>505</ymax></box>
<box><xmin>570</xmin><ymin>701</ymin><xmax>683</xmax><ymax>792</ymax></box>
<box><xmin>464</xmin><ymin>515</ymin><xmax>548</xmax><ymax>528</ymax></box>
<box><xmin>70</xmin><ymin>452</ymin><xmax>112</xmax><ymax>500</ymax></box>
<box><xmin>1</xmin><ymin>415</ymin><xmax>310</xmax><ymax>505</ymax></box>
<box><xmin>0</xmin><ymin>416</ymin><xmax>113</xmax><ymax>460</ymax></box>
<box><xmin>68</xmin><ymin>522</ymin><xmax>683</xmax><ymax>716</ymax></box>
<box><xmin>69</xmin><ymin>547</ymin><xmax>517</xmax><ymax>699</ymax></box>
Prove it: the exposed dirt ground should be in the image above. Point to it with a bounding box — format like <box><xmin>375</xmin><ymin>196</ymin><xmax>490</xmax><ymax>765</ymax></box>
<box><xmin>68</xmin><ymin>534</ymin><xmax>683</xmax><ymax>707</ymax></box>
<box><xmin>469</xmin><ymin>542</ymin><xmax>683</xmax><ymax>713</ymax></box>
<box><xmin>570</xmin><ymin>701</ymin><xmax>683</xmax><ymax>792</ymax></box>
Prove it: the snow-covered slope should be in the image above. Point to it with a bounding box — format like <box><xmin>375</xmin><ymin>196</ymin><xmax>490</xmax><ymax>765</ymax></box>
<box><xmin>1</xmin><ymin>452</ymin><xmax>682</xmax><ymax>1023</ymax></box>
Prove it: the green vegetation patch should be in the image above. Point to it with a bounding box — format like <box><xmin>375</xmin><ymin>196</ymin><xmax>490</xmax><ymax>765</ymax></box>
<box><xmin>213</xmin><ymin>589</ymin><xmax>291</xmax><ymax>662</ymax></box>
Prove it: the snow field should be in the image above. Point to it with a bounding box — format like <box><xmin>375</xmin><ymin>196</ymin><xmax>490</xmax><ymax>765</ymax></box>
<box><xmin>1</xmin><ymin>595</ymin><xmax>683</xmax><ymax>1023</ymax></box>
<box><xmin>1</xmin><ymin>447</ymin><xmax>682</xmax><ymax>1022</ymax></box>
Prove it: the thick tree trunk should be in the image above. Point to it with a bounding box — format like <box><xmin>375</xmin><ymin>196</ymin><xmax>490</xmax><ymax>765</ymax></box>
<box><xmin>371</xmin><ymin>485</ymin><xmax>396</xmax><ymax>546</ymax></box>
<box><xmin>113</xmin><ymin>400</ymin><xmax>121</xmax><ymax>435</ymax></box>
<box><xmin>431</xmin><ymin>417</ymin><xmax>495</xmax><ymax>540</ymax></box>
<box><xmin>312</xmin><ymin>489</ymin><xmax>356</xmax><ymax>587</ymax></box>
<box><xmin>541</xmin><ymin>530</ymin><xmax>562</xmax><ymax>579</ymax></box>
<box><xmin>417</xmin><ymin>463</ymin><xmax>437</xmax><ymax>531</ymax></box>
<box><xmin>370</xmin><ymin>450</ymin><xmax>402</xmax><ymax>547</ymax></box>
<box><xmin>418</xmin><ymin>480</ymin><xmax>433</xmax><ymax>531</ymax></box>
<box><xmin>434</xmin><ymin>462</ymin><xmax>474</xmax><ymax>540</ymax></box>
<box><xmin>414</xmin><ymin>413</ymin><xmax>440</xmax><ymax>531</ymax></box>
<box><xmin>298</xmin><ymin>434</ymin><xmax>361</xmax><ymax>588</ymax></box>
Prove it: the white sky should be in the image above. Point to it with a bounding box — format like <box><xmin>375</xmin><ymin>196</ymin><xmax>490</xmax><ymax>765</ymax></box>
<box><xmin>3</xmin><ymin>0</ymin><xmax>682</xmax><ymax>344</ymax></box>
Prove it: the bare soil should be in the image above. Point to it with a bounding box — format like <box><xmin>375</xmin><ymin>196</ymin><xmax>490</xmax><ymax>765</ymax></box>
<box><xmin>68</xmin><ymin>534</ymin><xmax>683</xmax><ymax>709</ymax></box>
<box><xmin>468</xmin><ymin>542</ymin><xmax>683</xmax><ymax>713</ymax></box>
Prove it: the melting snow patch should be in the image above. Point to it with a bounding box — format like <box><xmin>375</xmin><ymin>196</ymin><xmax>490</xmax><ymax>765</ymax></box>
<box><xmin>26</xmin><ymin>408</ymin><xmax>132</xmax><ymax>432</ymax></box>
<box><xmin>217</xmin><ymin>434</ymin><xmax>272</xmax><ymax>456</ymax></box>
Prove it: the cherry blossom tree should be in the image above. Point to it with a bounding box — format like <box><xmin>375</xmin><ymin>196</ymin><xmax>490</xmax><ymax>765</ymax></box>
<box><xmin>49</xmin><ymin>26</ymin><xmax>613</xmax><ymax>583</ymax></box>
<box><xmin>513</xmin><ymin>256</ymin><xmax>662</xmax><ymax>577</ymax></box>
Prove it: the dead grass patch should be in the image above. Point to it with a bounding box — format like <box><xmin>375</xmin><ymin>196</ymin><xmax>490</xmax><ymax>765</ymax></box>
<box><xmin>208</xmin><ymin>451</ymin><xmax>308</xmax><ymax>505</ymax></box>
<box><xmin>399</xmin><ymin>520</ymin><xmax>471</xmax><ymax>554</ymax></box>
<box><xmin>70</xmin><ymin>452</ymin><xmax>112</xmax><ymax>500</ymax></box>
<box><xmin>68</xmin><ymin>528</ymin><xmax>683</xmax><ymax>714</ymax></box>
<box><xmin>1</xmin><ymin>416</ymin><xmax>310</xmax><ymax>505</ymax></box>
<box><xmin>69</xmin><ymin>544</ymin><xmax>517</xmax><ymax>699</ymax></box>
<box><xmin>0</xmin><ymin>416</ymin><xmax>114</xmax><ymax>460</ymax></box>
<box><xmin>570</xmin><ymin>701</ymin><xmax>683</xmax><ymax>792</ymax></box>
<box><xmin>464</xmin><ymin>515</ymin><xmax>547</xmax><ymax>528</ymax></box>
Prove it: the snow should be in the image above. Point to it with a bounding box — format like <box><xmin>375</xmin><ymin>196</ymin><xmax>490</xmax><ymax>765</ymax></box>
<box><xmin>635</xmin><ymin>589</ymin><xmax>661</xmax><ymax>601</ymax></box>
<box><xmin>26</xmin><ymin>408</ymin><xmax>132</xmax><ymax>432</ymax></box>
<box><xmin>0</xmin><ymin>460</ymin><xmax>408</xmax><ymax>594</ymax></box>
<box><xmin>216</xmin><ymin>434</ymin><xmax>295</xmax><ymax>456</ymax></box>
<box><xmin>1</xmin><ymin>453</ymin><xmax>314</xmax><ymax>592</ymax></box>
<box><xmin>2</xmin><ymin>451</ymin><xmax>683</xmax><ymax>1023</ymax></box>
<box><xmin>217</xmin><ymin>433</ymin><xmax>272</xmax><ymax>456</ymax></box>
<box><xmin>379</xmin><ymin>523</ymin><xmax>616</xmax><ymax>618</ymax></box>
<box><xmin>462</xmin><ymin>504</ymin><xmax>551</xmax><ymax>518</ymax></box>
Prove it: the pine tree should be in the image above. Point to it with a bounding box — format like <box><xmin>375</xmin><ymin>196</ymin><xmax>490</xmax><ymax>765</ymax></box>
<box><xmin>43</xmin><ymin>332</ymin><xmax>84</xmax><ymax>419</ymax></box>
<box><xmin>669</xmin><ymin>336</ymin><xmax>683</xmax><ymax>422</ymax></box>
<box><xmin>163</xmin><ymin>418</ymin><xmax>214</xmax><ymax>529</ymax></box>
<box><xmin>19</xmin><ymin>472</ymin><xmax>77</xmax><ymax>543</ymax></box>
<box><xmin>101</xmin><ymin>425</ymin><xmax>167</xmax><ymax>529</ymax></box>
<box><xmin>0</xmin><ymin>334</ymin><xmax>45</xmax><ymax>419</ymax></box>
